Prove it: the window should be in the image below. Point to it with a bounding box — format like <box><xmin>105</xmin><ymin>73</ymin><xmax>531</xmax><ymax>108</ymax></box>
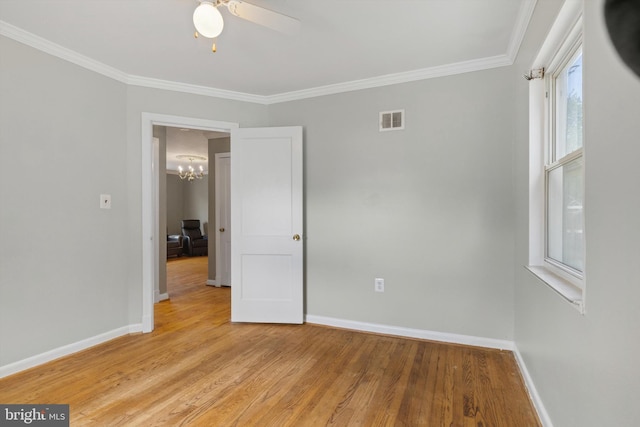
<box><xmin>546</xmin><ymin>46</ymin><xmax>584</xmax><ymax>278</ymax></box>
<box><xmin>379</xmin><ymin>110</ymin><xmax>405</xmax><ymax>131</ymax></box>
<box><xmin>527</xmin><ymin>1</ymin><xmax>584</xmax><ymax>313</ymax></box>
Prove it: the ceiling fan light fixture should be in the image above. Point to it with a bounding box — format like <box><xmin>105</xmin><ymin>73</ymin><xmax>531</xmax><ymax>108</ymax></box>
<box><xmin>193</xmin><ymin>2</ymin><xmax>224</xmax><ymax>38</ymax></box>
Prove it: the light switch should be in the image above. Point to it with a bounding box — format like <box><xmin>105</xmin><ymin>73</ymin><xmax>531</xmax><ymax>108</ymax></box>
<box><xmin>100</xmin><ymin>194</ymin><xmax>112</xmax><ymax>209</ymax></box>
<box><xmin>375</xmin><ymin>278</ymin><xmax>384</xmax><ymax>292</ymax></box>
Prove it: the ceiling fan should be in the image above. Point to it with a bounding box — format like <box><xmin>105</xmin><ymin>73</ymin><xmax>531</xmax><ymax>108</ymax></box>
<box><xmin>193</xmin><ymin>0</ymin><xmax>300</xmax><ymax>52</ymax></box>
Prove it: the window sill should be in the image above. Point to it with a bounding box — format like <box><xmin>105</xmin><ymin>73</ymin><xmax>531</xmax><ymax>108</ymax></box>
<box><xmin>525</xmin><ymin>265</ymin><xmax>585</xmax><ymax>314</ymax></box>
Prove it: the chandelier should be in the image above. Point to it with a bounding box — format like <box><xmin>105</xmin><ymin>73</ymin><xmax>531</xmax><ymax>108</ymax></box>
<box><xmin>176</xmin><ymin>155</ymin><xmax>207</xmax><ymax>182</ymax></box>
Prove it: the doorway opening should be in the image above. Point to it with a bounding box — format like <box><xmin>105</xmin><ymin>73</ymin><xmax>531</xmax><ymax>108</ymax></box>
<box><xmin>163</xmin><ymin>127</ymin><xmax>230</xmax><ymax>297</ymax></box>
<box><xmin>141</xmin><ymin>113</ymin><xmax>238</xmax><ymax>332</ymax></box>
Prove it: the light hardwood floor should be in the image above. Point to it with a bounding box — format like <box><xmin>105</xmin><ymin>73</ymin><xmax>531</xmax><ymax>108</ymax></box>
<box><xmin>0</xmin><ymin>256</ymin><xmax>541</xmax><ymax>426</ymax></box>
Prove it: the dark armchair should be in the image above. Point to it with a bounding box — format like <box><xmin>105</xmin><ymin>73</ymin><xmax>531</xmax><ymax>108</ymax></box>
<box><xmin>167</xmin><ymin>235</ymin><xmax>183</xmax><ymax>258</ymax></box>
<box><xmin>181</xmin><ymin>219</ymin><xmax>208</xmax><ymax>256</ymax></box>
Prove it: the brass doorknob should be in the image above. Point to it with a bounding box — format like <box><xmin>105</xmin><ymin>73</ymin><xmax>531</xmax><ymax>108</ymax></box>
<box><xmin>219</xmin><ymin>228</ymin><xmax>225</xmax><ymax>232</ymax></box>
<box><xmin>293</xmin><ymin>234</ymin><xmax>301</xmax><ymax>241</ymax></box>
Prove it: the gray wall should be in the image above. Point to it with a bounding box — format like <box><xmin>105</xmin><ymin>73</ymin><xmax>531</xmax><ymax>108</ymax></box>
<box><xmin>513</xmin><ymin>0</ymin><xmax>640</xmax><ymax>425</ymax></box>
<box><xmin>269</xmin><ymin>66</ymin><xmax>518</xmax><ymax>340</ymax></box>
<box><xmin>0</xmin><ymin>36</ymin><xmax>129</xmax><ymax>364</ymax></box>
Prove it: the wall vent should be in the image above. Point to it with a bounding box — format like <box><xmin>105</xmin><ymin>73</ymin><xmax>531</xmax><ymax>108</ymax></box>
<box><xmin>379</xmin><ymin>110</ymin><xmax>404</xmax><ymax>131</ymax></box>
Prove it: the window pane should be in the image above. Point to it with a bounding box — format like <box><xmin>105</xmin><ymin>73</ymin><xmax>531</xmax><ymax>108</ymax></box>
<box><xmin>555</xmin><ymin>50</ymin><xmax>583</xmax><ymax>160</ymax></box>
<box><xmin>392</xmin><ymin>112</ymin><xmax>402</xmax><ymax>128</ymax></box>
<box><xmin>547</xmin><ymin>156</ymin><xmax>584</xmax><ymax>272</ymax></box>
<box><xmin>382</xmin><ymin>114</ymin><xmax>391</xmax><ymax>129</ymax></box>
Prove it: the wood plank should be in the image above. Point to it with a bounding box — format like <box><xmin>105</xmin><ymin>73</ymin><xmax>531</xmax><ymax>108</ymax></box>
<box><xmin>0</xmin><ymin>256</ymin><xmax>541</xmax><ymax>426</ymax></box>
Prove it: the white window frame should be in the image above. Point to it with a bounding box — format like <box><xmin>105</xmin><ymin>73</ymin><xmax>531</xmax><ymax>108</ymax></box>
<box><xmin>544</xmin><ymin>41</ymin><xmax>584</xmax><ymax>282</ymax></box>
<box><xmin>527</xmin><ymin>1</ymin><xmax>585</xmax><ymax>313</ymax></box>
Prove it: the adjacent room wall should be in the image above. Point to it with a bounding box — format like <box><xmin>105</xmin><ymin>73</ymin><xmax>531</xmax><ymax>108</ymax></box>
<box><xmin>166</xmin><ymin>174</ymin><xmax>185</xmax><ymax>236</ymax></box>
<box><xmin>513</xmin><ymin>0</ymin><xmax>640</xmax><ymax>425</ymax></box>
<box><xmin>269</xmin><ymin>66</ymin><xmax>518</xmax><ymax>341</ymax></box>
<box><xmin>183</xmin><ymin>177</ymin><xmax>208</xmax><ymax>231</ymax></box>
<box><xmin>166</xmin><ymin>174</ymin><xmax>208</xmax><ymax>235</ymax></box>
<box><xmin>165</xmin><ymin>126</ymin><xmax>209</xmax><ymax>234</ymax></box>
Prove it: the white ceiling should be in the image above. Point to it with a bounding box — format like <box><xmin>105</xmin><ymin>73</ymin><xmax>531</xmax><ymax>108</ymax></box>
<box><xmin>0</xmin><ymin>0</ymin><xmax>536</xmax><ymax>101</ymax></box>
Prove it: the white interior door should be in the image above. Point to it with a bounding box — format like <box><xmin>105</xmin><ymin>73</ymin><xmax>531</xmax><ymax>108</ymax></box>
<box><xmin>231</xmin><ymin>126</ymin><xmax>303</xmax><ymax>324</ymax></box>
<box><xmin>215</xmin><ymin>152</ymin><xmax>231</xmax><ymax>287</ymax></box>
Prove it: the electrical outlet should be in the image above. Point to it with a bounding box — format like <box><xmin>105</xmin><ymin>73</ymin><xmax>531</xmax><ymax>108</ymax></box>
<box><xmin>374</xmin><ymin>278</ymin><xmax>384</xmax><ymax>292</ymax></box>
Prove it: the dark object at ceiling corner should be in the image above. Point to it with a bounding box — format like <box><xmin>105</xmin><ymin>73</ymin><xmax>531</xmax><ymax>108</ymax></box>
<box><xmin>605</xmin><ymin>0</ymin><xmax>640</xmax><ymax>78</ymax></box>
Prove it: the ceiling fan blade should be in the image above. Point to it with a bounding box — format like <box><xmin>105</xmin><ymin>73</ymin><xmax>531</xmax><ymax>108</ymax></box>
<box><xmin>225</xmin><ymin>1</ymin><xmax>300</xmax><ymax>35</ymax></box>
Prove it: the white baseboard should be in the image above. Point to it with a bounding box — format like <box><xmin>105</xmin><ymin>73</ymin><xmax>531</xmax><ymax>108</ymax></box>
<box><xmin>0</xmin><ymin>324</ymin><xmax>142</xmax><ymax>379</ymax></box>
<box><xmin>154</xmin><ymin>291</ymin><xmax>169</xmax><ymax>303</ymax></box>
<box><xmin>305</xmin><ymin>314</ymin><xmax>514</xmax><ymax>350</ymax></box>
<box><xmin>305</xmin><ymin>315</ymin><xmax>551</xmax><ymax>425</ymax></box>
<box><xmin>206</xmin><ymin>279</ymin><xmax>221</xmax><ymax>287</ymax></box>
<box><xmin>0</xmin><ymin>314</ymin><xmax>552</xmax><ymax>427</ymax></box>
<box><xmin>513</xmin><ymin>345</ymin><xmax>553</xmax><ymax>427</ymax></box>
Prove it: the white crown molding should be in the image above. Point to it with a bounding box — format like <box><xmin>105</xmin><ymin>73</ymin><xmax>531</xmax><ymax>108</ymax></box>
<box><xmin>1</xmin><ymin>0</ymin><xmax>538</xmax><ymax>105</ymax></box>
<box><xmin>265</xmin><ymin>54</ymin><xmax>514</xmax><ymax>104</ymax></box>
<box><xmin>125</xmin><ymin>74</ymin><xmax>268</xmax><ymax>105</ymax></box>
<box><xmin>305</xmin><ymin>314</ymin><xmax>514</xmax><ymax>351</ymax></box>
<box><xmin>0</xmin><ymin>20</ymin><xmax>128</xmax><ymax>84</ymax></box>
<box><xmin>507</xmin><ymin>0</ymin><xmax>539</xmax><ymax>62</ymax></box>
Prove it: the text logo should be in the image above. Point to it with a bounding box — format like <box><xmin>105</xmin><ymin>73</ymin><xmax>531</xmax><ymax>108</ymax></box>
<box><xmin>0</xmin><ymin>405</ymin><xmax>69</xmax><ymax>426</ymax></box>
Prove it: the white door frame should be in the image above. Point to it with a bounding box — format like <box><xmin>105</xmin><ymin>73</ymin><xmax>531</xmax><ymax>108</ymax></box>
<box><xmin>152</xmin><ymin>137</ymin><xmax>160</xmax><ymax>303</ymax></box>
<box><xmin>141</xmin><ymin>113</ymin><xmax>238</xmax><ymax>332</ymax></box>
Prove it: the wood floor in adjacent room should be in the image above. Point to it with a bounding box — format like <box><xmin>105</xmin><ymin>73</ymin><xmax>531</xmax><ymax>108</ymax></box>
<box><xmin>0</xmin><ymin>256</ymin><xmax>541</xmax><ymax>426</ymax></box>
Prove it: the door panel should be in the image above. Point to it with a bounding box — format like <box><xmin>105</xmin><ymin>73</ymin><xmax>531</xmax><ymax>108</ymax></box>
<box><xmin>241</xmin><ymin>138</ymin><xmax>293</xmax><ymax>236</ymax></box>
<box><xmin>241</xmin><ymin>254</ymin><xmax>293</xmax><ymax>300</ymax></box>
<box><xmin>231</xmin><ymin>126</ymin><xmax>303</xmax><ymax>324</ymax></box>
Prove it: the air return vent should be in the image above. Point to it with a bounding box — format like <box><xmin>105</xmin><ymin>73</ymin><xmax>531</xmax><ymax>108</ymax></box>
<box><xmin>379</xmin><ymin>110</ymin><xmax>404</xmax><ymax>131</ymax></box>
